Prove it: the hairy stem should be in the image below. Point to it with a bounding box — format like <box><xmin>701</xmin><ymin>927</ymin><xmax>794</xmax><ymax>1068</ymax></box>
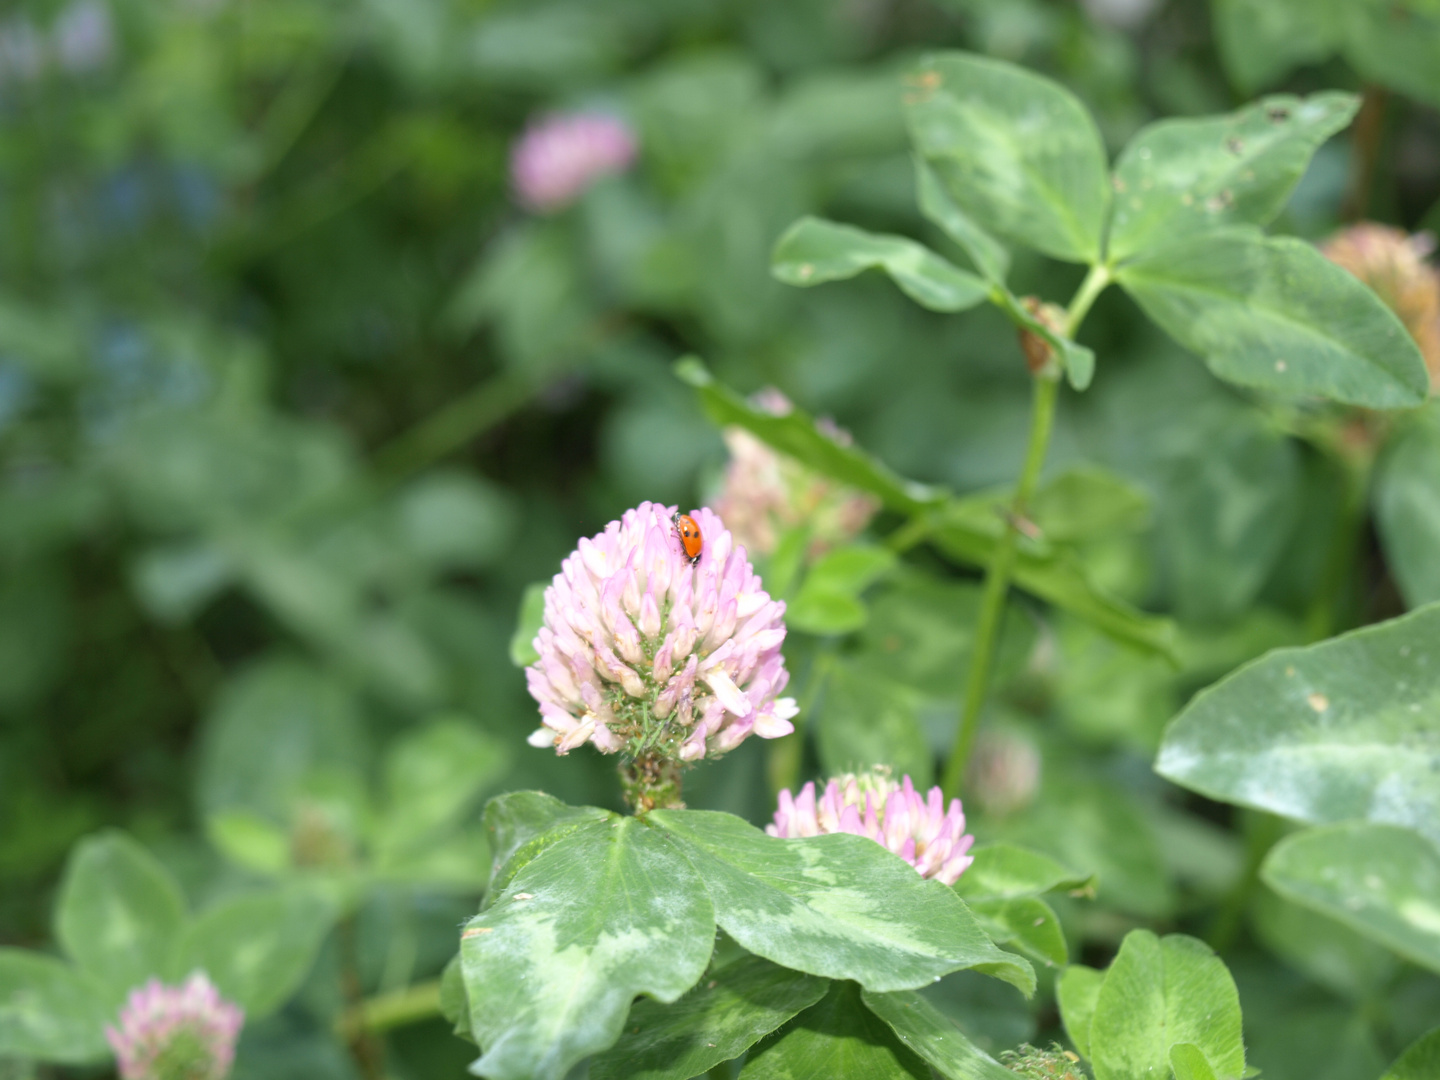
<box><xmin>621</xmin><ymin>752</ymin><xmax>686</xmax><ymax>813</ymax></box>
<box><xmin>940</xmin><ymin>371</ymin><xmax>1058</xmax><ymax>799</ymax></box>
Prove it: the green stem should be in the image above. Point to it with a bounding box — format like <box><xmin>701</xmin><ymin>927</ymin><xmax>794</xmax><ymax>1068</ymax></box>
<box><xmin>940</xmin><ymin>371</ymin><xmax>1059</xmax><ymax>799</ymax></box>
<box><xmin>1304</xmin><ymin>448</ymin><xmax>1372</xmax><ymax>642</ymax></box>
<box><xmin>885</xmin><ymin>515</ymin><xmax>931</xmax><ymax>554</ymax></box>
<box><xmin>939</xmin><ymin>266</ymin><xmax>1107</xmax><ymax>800</ymax></box>
<box><xmin>1064</xmin><ymin>264</ymin><xmax>1112</xmax><ymax>337</ymax></box>
<box><xmin>337</xmin><ymin>979</ymin><xmax>444</xmax><ymax>1039</ymax></box>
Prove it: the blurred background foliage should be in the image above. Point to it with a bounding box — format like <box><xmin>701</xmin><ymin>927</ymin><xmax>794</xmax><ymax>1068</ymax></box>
<box><xmin>1</xmin><ymin>0</ymin><xmax>1439</xmax><ymax>1077</ymax></box>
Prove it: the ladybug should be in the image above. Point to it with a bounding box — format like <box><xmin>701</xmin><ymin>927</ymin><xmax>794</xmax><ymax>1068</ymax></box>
<box><xmin>672</xmin><ymin>511</ymin><xmax>703</xmax><ymax>566</ymax></box>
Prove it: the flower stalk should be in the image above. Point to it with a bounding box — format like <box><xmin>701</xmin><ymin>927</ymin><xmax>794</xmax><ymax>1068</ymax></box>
<box><xmin>941</xmin><ymin>266</ymin><xmax>1107</xmax><ymax>800</ymax></box>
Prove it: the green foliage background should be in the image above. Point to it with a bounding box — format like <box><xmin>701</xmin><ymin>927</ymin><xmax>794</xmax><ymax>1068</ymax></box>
<box><xmin>2</xmin><ymin>0</ymin><xmax>1439</xmax><ymax>1077</ymax></box>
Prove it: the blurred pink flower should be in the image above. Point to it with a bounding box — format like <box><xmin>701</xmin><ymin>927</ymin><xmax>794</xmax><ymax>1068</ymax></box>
<box><xmin>510</xmin><ymin>111</ymin><xmax>638</xmax><ymax>213</ymax></box>
<box><xmin>768</xmin><ymin>771</ymin><xmax>976</xmax><ymax>885</ymax></box>
<box><xmin>525</xmin><ymin>501</ymin><xmax>796</xmax><ymax>761</ymax></box>
<box><xmin>106</xmin><ymin>973</ymin><xmax>244</xmax><ymax>1080</ymax></box>
<box><xmin>1322</xmin><ymin>223</ymin><xmax>1440</xmax><ymax>390</ymax></box>
<box><xmin>967</xmin><ymin>729</ymin><xmax>1041</xmax><ymax>818</ymax></box>
<box><xmin>53</xmin><ymin>0</ymin><xmax>114</xmax><ymax>74</ymax></box>
<box><xmin>713</xmin><ymin>389</ymin><xmax>879</xmax><ymax>559</ymax></box>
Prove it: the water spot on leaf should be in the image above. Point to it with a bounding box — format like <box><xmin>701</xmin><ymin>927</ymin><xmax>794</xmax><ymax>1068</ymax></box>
<box><xmin>1307</xmin><ymin>692</ymin><xmax>1329</xmax><ymax>712</ymax></box>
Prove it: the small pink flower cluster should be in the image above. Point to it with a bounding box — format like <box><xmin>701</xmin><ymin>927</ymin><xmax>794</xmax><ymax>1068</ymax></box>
<box><xmin>768</xmin><ymin>772</ymin><xmax>976</xmax><ymax>885</ymax></box>
<box><xmin>526</xmin><ymin>502</ymin><xmax>797</xmax><ymax>761</ymax></box>
<box><xmin>510</xmin><ymin>111</ymin><xmax>637</xmax><ymax>213</ymax></box>
<box><xmin>713</xmin><ymin>389</ymin><xmax>879</xmax><ymax>559</ymax></box>
<box><xmin>106</xmin><ymin>973</ymin><xmax>244</xmax><ymax>1080</ymax></box>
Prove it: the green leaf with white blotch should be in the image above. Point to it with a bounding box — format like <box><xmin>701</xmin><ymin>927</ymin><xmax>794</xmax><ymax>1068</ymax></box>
<box><xmin>0</xmin><ymin>950</ymin><xmax>111</xmax><ymax>1063</ymax></box>
<box><xmin>1056</xmin><ymin>965</ymin><xmax>1103</xmax><ymax>1061</ymax></box>
<box><xmin>1376</xmin><ymin>408</ymin><xmax>1440</xmax><ymax>609</ymax></box>
<box><xmin>509</xmin><ymin>582</ymin><xmax>546</xmax><ymax>667</ymax></box>
<box><xmin>1107</xmin><ymin>92</ymin><xmax>1358</xmax><ymax>262</ymax></box>
<box><xmin>376</xmin><ymin>719</ymin><xmax>508</xmax><ymax>862</ymax></box>
<box><xmin>1383</xmin><ymin>1026</ymin><xmax>1440</xmax><ymax>1080</ymax></box>
<box><xmin>676</xmin><ymin>358</ymin><xmax>947</xmax><ymax>516</ymax></box>
<box><xmin>591</xmin><ymin>954</ymin><xmax>829</xmax><ymax>1080</ymax></box>
<box><xmin>954</xmin><ymin>844</ymin><xmax>1094</xmax><ymax>901</ymax></box>
<box><xmin>816</xmin><ymin>664</ymin><xmax>932</xmax><ymax>787</ymax></box>
<box><xmin>861</xmin><ymin>989</ymin><xmax>1015</xmax><ymax>1080</ymax></box>
<box><xmin>1117</xmin><ymin>228</ymin><xmax>1428</xmax><ymax>408</ymax></box>
<box><xmin>649</xmin><ymin>810</ymin><xmax>1034</xmax><ymax>995</ymax></box>
<box><xmin>772</xmin><ymin>218</ymin><xmax>989</xmax><ymax>313</ymax></box>
<box><xmin>1261</xmin><ymin>822</ymin><xmax>1440</xmax><ymax>974</ymax></box>
<box><xmin>1155</xmin><ymin>603</ymin><xmax>1440</xmax><ymax>848</ymax></box>
<box><xmin>788</xmin><ymin>546</ymin><xmax>897</xmax><ymax>636</ymax></box>
<box><xmin>54</xmin><ymin>831</ymin><xmax>187</xmax><ymax>1002</ymax></box>
<box><xmin>678</xmin><ymin>359</ymin><xmax>1171</xmax><ymax>656</ymax></box>
<box><xmin>461</xmin><ymin>817</ymin><xmax>714</xmax><ymax>1080</ymax></box>
<box><xmin>914</xmin><ymin>157</ymin><xmax>1010</xmax><ymax>284</ymax></box>
<box><xmin>1170</xmin><ymin>1044</ymin><xmax>1220</xmax><ymax>1080</ymax></box>
<box><xmin>905</xmin><ymin>52</ymin><xmax>1109</xmax><ymax>264</ymax></box>
<box><xmin>482</xmin><ymin>791</ymin><xmax>612</xmax><ymax>904</ymax></box>
<box><xmin>966</xmin><ymin>898</ymin><xmax>1067</xmax><ymax>969</ymax></box>
<box><xmin>741</xmin><ymin>981</ymin><xmax>930</xmax><ymax>1080</ymax></box>
<box><xmin>1088</xmin><ymin>932</ymin><xmax>1245</xmax><ymax>1080</ymax></box>
<box><xmin>178</xmin><ymin>888</ymin><xmax>335</xmax><ymax>1018</ymax></box>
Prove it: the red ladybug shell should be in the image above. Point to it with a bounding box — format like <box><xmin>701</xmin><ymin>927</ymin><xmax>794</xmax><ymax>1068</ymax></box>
<box><xmin>672</xmin><ymin>511</ymin><xmax>703</xmax><ymax>565</ymax></box>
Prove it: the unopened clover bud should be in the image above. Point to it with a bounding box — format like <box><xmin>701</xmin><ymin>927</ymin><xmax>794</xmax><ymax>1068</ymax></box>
<box><xmin>767</xmin><ymin>769</ymin><xmax>976</xmax><ymax>885</ymax></box>
<box><xmin>525</xmin><ymin>502</ymin><xmax>797</xmax><ymax>809</ymax></box>
<box><xmin>509</xmin><ymin>111</ymin><xmax>638</xmax><ymax>214</ymax></box>
<box><xmin>106</xmin><ymin>973</ymin><xmax>244</xmax><ymax>1080</ymax></box>
<box><xmin>1322</xmin><ymin>223</ymin><xmax>1440</xmax><ymax>391</ymax></box>
<box><xmin>1018</xmin><ymin>297</ymin><xmax>1068</xmax><ymax>376</ymax></box>
<box><xmin>712</xmin><ymin>389</ymin><xmax>879</xmax><ymax>559</ymax></box>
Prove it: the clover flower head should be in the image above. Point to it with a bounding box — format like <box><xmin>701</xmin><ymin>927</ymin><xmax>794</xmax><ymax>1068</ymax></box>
<box><xmin>510</xmin><ymin>111</ymin><xmax>638</xmax><ymax>213</ymax></box>
<box><xmin>767</xmin><ymin>770</ymin><xmax>976</xmax><ymax>885</ymax></box>
<box><xmin>713</xmin><ymin>389</ymin><xmax>879</xmax><ymax>559</ymax></box>
<box><xmin>105</xmin><ymin>972</ymin><xmax>244</xmax><ymax>1080</ymax></box>
<box><xmin>1322</xmin><ymin>223</ymin><xmax>1440</xmax><ymax>389</ymax></box>
<box><xmin>525</xmin><ymin>502</ymin><xmax>796</xmax><ymax>763</ymax></box>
